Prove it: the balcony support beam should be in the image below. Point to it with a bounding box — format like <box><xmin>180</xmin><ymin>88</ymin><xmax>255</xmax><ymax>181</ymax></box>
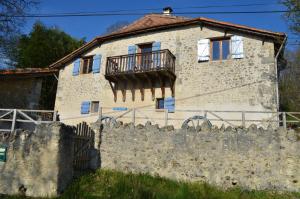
<box><xmin>120</xmin><ymin>75</ymin><xmax>129</xmax><ymax>102</ymax></box>
<box><xmin>136</xmin><ymin>75</ymin><xmax>145</xmax><ymax>101</ymax></box>
<box><xmin>142</xmin><ymin>73</ymin><xmax>155</xmax><ymax>101</ymax></box>
<box><xmin>108</xmin><ymin>81</ymin><xmax>118</xmax><ymax>102</ymax></box>
<box><xmin>155</xmin><ymin>72</ymin><xmax>165</xmax><ymax>98</ymax></box>
<box><xmin>128</xmin><ymin>74</ymin><xmax>137</xmax><ymax>101</ymax></box>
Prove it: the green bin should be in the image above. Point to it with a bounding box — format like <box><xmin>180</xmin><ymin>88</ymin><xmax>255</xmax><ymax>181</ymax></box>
<box><xmin>0</xmin><ymin>146</ymin><xmax>7</xmax><ymax>162</ymax></box>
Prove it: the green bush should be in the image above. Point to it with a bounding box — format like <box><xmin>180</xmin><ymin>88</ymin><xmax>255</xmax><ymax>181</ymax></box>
<box><xmin>3</xmin><ymin>169</ymin><xmax>300</xmax><ymax>199</ymax></box>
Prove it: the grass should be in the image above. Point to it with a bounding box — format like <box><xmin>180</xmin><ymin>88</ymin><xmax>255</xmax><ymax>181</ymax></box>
<box><xmin>2</xmin><ymin>169</ymin><xmax>300</xmax><ymax>199</ymax></box>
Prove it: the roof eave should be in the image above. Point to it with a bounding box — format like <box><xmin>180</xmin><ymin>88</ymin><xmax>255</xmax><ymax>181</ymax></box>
<box><xmin>0</xmin><ymin>68</ymin><xmax>59</xmax><ymax>78</ymax></box>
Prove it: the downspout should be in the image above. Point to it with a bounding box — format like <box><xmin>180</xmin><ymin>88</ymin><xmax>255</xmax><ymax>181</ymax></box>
<box><xmin>53</xmin><ymin>73</ymin><xmax>59</xmax><ymax>81</ymax></box>
<box><xmin>52</xmin><ymin>72</ymin><xmax>59</xmax><ymax>116</ymax></box>
<box><xmin>274</xmin><ymin>36</ymin><xmax>287</xmax><ymax>112</ymax></box>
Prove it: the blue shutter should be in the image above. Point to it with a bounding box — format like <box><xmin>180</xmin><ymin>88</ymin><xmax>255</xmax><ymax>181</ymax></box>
<box><xmin>81</xmin><ymin>101</ymin><xmax>90</xmax><ymax>114</ymax></box>
<box><xmin>152</xmin><ymin>42</ymin><xmax>161</xmax><ymax>67</ymax></box>
<box><xmin>127</xmin><ymin>45</ymin><xmax>137</xmax><ymax>71</ymax></box>
<box><xmin>92</xmin><ymin>54</ymin><xmax>102</xmax><ymax>73</ymax></box>
<box><xmin>73</xmin><ymin>59</ymin><xmax>81</xmax><ymax>76</ymax></box>
<box><xmin>112</xmin><ymin>107</ymin><xmax>128</xmax><ymax>111</ymax></box>
<box><xmin>164</xmin><ymin>97</ymin><xmax>175</xmax><ymax>113</ymax></box>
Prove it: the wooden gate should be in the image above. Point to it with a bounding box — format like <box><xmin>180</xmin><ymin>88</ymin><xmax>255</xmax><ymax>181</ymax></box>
<box><xmin>73</xmin><ymin>122</ymin><xmax>95</xmax><ymax>171</ymax></box>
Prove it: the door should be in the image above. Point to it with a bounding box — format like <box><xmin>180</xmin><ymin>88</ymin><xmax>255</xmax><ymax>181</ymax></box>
<box><xmin>138</xmin><ymin>43</ymin><xmax>153</xmax><ymax>71</ymax></box>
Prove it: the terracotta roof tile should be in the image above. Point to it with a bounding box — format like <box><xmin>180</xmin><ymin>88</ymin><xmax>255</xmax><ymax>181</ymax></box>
<box><xmin>110</xmin><ymin>14</ymin><xmax>190</xmax><ymax>35</ymax></box>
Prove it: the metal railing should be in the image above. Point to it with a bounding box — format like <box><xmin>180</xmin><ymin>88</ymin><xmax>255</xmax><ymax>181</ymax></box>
<box><xmin>0</xmin><ymin>109</ymin><xmax>57</xmax><ymax>133</ymax></box>
<box><xmin>105</xmin><ymin>49</ymin><xmax>176</xmax><ymax>76</ymax></box>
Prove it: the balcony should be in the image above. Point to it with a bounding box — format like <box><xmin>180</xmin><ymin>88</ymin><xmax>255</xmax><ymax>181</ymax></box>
<box><xmin>105</xmin><ymin>49</ymin><xmax>176</xmax><ymax>102</ymax></box>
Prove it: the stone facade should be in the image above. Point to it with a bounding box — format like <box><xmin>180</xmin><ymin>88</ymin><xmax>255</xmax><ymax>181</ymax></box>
<box><xmin>0</xmin><ymin>123</ymin><xmax>74</xmax><ymax>197</ymax></box>
<box><xmin>99</xmin><ymin>122</ymin><xmax>300</xmax><ymax>192</ymax></box>
<box><xmin>55</xmin><ymin>24</ymin><xmax>278</xmax><ymax>127</ymax></box>
<box><xmin>0</xmin><ymin>77</ymin><xmax>42</xmax><ymax>109</ymax></box>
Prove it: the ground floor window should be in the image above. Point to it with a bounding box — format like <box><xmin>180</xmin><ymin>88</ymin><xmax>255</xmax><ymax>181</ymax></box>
<box><xmin>91</xmin><ymin>101</ymin><xmax>99</xmax><ymax>113</ymax></box>
<box><xmin>156</xmin><ymin>98</ymin><xmax>164</xmax><ymax>110</ymax></box>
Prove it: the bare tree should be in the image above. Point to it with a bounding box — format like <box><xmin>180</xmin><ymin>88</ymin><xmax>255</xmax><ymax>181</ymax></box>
<box><xmin>280</xmin><ymin>0</ymin><xmax>300</xmax><ymax>35</ymax></box>
<box><xmin>103</xmin><ymin>21</ymin><xmax>130</xmax><ymax>35</ymax></box>
<box><xmin>0</xmin><ymin>0</ymin><xmax>39</xmax><ymax>67</ymax></box>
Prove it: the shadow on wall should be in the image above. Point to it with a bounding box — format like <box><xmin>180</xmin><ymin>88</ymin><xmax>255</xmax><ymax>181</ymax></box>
<box><xmin>111</xmin><ymin>79</ymin><xmax>272</xmax><ymax>109</ymax></box>
<box><xmin>0</xmin><ymin>125</ymin><xmax>61</xmax><ymax>197</ymax></box>
<box><xmin>0</xmin><ymin>122</ymin><xmax>101</xmax><ymax>197</ymax></box>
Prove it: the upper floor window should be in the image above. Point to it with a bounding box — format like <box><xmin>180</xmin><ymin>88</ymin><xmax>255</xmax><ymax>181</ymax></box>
<box><xmin>211</xmin><ymin>38</ymin><xmax>230</xmax><ymax>61</ymax></box>
<box><xmin>81</xmin><ymin>56</ymin><xmax>93</xmax><ymax>74</ymax></box>
<box><xmin>198</xmin><ymin>35</ymin><xmax>243</xmax><ymax>62</ymax></box>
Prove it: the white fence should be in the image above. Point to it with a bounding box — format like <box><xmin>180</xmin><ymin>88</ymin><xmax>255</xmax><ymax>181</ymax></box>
<box><xmin>0</xmin><ymin>109</ymin><xmax>57</xmax><ymax>133</ymax></box>
<box><xmin>2</xmin><ymin>108</ymin><xmax>299</xmax><ymax>132</ymax></box>
<box><xmin>95</xmin><ymin>107</ymin><xmax>300</xmax><ymax>129</ymax></box>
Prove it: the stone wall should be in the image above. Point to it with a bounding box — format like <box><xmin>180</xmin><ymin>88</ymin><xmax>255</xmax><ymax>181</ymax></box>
<box><xmin>0</xmin><ymin>77</ymin><xmax>42</xmax><ymax>109</ymax></box>
<box><xmin>0</xmin><ymin>123</ymin><xmax>74</xmax><ymax>197</ymax></box>
<box><xmin>55</xmin><ymin>23</ymin><xmax>278</xmax><ymax>128</ymax></box>
<box><xmin>99</xmin><ymin>122</ymin><xmax>300</xmax><ymax>192</ymax></box>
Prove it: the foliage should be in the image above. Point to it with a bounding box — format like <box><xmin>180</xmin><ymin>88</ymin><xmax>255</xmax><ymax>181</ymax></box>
<box><xmin>281</xmin><ymin>0</ymin><xmax>300</xmax><ymax>34</ymax></box>
<box><xmin>104</xmin><ymin>21</ymin><xmax>130</xmax><ymax>35</ymax></box>
<box><xmin>280</xmin><ymin>48</ymin><xmax>300</xmax><ymax>111</ymax></box>
<box><xmin>14</xmin><ymin>21</ymin><xmax>85</xmax><ymax>68</ymax></box>
<box><xmin>4</xmin><ymin>169</ymin><xmax>300</xmax><ymax>199</ymax></box>
<box><xmin>10</xmin><ymin>21</ymin><xmax>85</xmax><ymax>109</ymax></box>
<box><xmin>0</xmin><ymin>0</ymin><xmax>38</xmax><ymax>67</ymax></box>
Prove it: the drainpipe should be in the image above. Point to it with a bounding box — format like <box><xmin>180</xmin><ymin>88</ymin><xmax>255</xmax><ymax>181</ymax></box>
<box><xmin>53</xmin><ymin>73</ymin><xmax>59</xmax><ymax>81</ymax></box>
<box><xmin>274</xmin><ymin>36</ymin><xmax>287</xmax><ymax>112</ymax></box>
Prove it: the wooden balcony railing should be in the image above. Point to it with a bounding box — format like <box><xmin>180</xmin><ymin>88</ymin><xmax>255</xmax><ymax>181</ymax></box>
<box><xmin>105</xmin><ymin>49</ymin><xmax>175</xmax><ymax>77</ymax></box>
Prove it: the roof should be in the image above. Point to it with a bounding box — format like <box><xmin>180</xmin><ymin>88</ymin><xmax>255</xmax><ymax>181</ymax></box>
<box><xmin>0</xmin><ymin>68</ymin><xmax>58</xmax><ymax>78</ymax></box>
<box><xmin>110</xmin><ymin>14</ymin><xmax>190</xmax><ymax>35</ymax></box>
<box><xmin>50</xmin><ymin>14</ymin><xmax>286</xmax><ymax>69</ymax></box>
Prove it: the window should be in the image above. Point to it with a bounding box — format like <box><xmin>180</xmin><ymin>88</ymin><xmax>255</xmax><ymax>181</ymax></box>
<box><xmin>91</xmin><ymin>101</ymin><xmax>99</xmax><ymax>113</ymax></box>
<box><xmin>81</xmin><ymin>56</ymin><xmax>93</xmax><ymax>74</ymax></box>
<box><xmin>211</xmin><ymin>38</ymin><xmax>230</xmax><ymax>61</ymax></box>
<box><xmin>156</xmin><ymin>98</ymin><xmax>164</xmax><ymax>110</ymax></box>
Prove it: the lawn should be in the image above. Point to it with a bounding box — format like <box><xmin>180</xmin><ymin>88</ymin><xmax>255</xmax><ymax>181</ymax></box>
<box><xmin>2</xmin><ymin>169</ymin><xmax>300</xmax><ymax>199</ymax></box>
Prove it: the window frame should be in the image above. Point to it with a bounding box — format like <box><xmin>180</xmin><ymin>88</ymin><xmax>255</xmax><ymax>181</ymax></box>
<box><xmin>210</xmin><ymin>37</ymin><xmax>231</xmax><ymax>61</ymax></box>
<box><xmin>80</xmin><ymin>55</ymin><xmax>94</xmax><ymax>74</ymax></box>
<box><xmin>90</xmin><ymin>101</ymin><xmax>100</xmax><ymax>114</ymax></box>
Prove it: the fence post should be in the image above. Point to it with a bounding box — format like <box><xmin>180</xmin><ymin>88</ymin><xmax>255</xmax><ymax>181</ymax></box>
<box><xmin>53</xmin><ymin>111</ymin><xmax>57</xmax><ymax>121</ymax></box>
<box><xmin>98</xmin><ymin>107</ymin><xmax>103</xmax><ymax>122</ymax></box>
<box><xmin>132</xmin><ymin>108</ymin><xmax>135</xmax><ymax>126</ymax></box>
<box><xmin>242</xmin><ymin>111</ymin><xmax>246</xmax><ymax>128</ymax></box>
<box><xmin>164</xmin><ymin>109</ymin><xmax>168</xmax><ymax>126</ymax></box>
<box><xmin>11</xmin><ymin>109</ymin><xmax>17</xmax><ymax>132</ymax></box>
<box><xmin>283</xmin><ymin>112</ymin><xmax>287</xmax><ymax>130</ymax></box>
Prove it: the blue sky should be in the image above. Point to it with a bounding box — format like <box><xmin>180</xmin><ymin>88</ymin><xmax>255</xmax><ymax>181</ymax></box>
<box><xmin>22</xmin><ymin>0</ymin><xmax>297</xmax><ymax>47</ymax></box>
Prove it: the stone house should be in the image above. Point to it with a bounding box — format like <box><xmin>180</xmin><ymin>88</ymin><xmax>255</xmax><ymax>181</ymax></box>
<box><xmin>50</xmin><ymin>8</ymin><xmax>286</xmax><ymax>127</ymax></box>
<box><xmin>0</xmin><ymin>68</ymin><xmax>58</xmax><ymax>109</ymax></box>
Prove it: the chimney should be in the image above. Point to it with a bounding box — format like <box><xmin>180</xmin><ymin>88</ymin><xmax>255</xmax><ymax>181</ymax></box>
<box><xmin>163</xmin><ymin>7</ymin><xmax>173</xmax><ymax>16</ymax></box>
